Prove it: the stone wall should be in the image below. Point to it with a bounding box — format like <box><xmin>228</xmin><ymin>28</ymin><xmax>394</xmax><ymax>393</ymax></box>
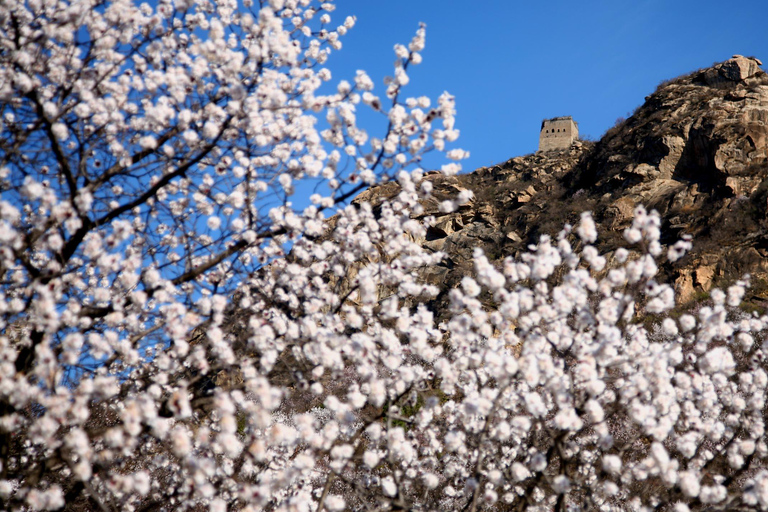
<box><xmin>539</xmin><ymin>116</ymin><xmax>579</xmax><ymax>152</ymax></box>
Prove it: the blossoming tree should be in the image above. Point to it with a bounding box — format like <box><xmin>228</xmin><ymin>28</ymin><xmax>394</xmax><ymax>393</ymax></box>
<box><xmin>2</xmin><ymin>0</ymin><xmax>768</xmax><ymax>511</ymax></box>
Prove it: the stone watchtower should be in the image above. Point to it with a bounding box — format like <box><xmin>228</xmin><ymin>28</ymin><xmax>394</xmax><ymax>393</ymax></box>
<box><xmin>538</xmin><ymin>116</ymin><xmax>579</xmax><ymax>152</ymax></box>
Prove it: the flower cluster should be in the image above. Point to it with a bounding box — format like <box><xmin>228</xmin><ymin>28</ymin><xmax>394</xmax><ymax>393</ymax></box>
<box><xmin>1</xmin><ymin>0</ymin><xmax>767</xmax><ymax>511</ymax></box>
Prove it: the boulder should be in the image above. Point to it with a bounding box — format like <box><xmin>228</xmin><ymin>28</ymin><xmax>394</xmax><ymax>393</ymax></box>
<box><xmin>607</xmin><ymin>196</ymin><xmax>636</xmax><ymax>227</ymax></box>
<box><xmin>704</xmin><ymin>55</ymin><xmax>763</xmax><ymax>85</ymax></box>
<box><xmin>675</xmin><ymin>270</ymin><xmax>696</xmax><ymax>304</ymax></box>
<box><xmin>628</xmin><ymin>163</ymin><xmax>659</xmax><ymax>178</ymax></box>
<box><xmin>694</xmin><ymin>264</ymin><xmax>717</xmax><ymax>291</ymax></box>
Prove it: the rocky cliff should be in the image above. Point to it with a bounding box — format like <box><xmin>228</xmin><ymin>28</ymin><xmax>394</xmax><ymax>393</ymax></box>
<box><xmin>364</xmin><ymin>55</ymin><xmax>768</xmax><ymax>313</ymax></box>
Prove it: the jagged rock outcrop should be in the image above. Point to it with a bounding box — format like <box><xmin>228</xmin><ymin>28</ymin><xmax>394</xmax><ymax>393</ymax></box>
<box><xmin>393</xmin><ymin>56</ymin><xmax>768</xmax><ymax>310</ymax></box>
<box><xmin>704</xmin><ymin>55</ymin><xmax>763</xmax><ymax>85</ymax></box>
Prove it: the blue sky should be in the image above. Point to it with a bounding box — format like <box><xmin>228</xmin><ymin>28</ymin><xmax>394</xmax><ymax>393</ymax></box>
<box><xmin>324</xmin><ymin>0</ymin><xmax>768</xmax><ymax>173</ymax></box>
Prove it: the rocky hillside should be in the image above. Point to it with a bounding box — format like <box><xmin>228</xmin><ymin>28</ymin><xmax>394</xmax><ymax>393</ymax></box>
<box><xmin>364</xmin><ymin>55</ymin><xmax>768</xmax><ymax>312</ymax></box>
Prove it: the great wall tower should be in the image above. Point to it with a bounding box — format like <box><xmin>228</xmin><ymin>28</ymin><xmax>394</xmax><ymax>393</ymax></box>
<box><xmin>538</xmin><ymin>116</ymin><xmax>579</xmax><ymax>151</ymax></box>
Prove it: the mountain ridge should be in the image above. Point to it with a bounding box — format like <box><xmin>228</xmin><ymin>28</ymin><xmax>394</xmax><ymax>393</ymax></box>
<box><xmin>378</xmin><ymin>55</ymin><xmax>768</xmax><ymax>311</ymax></box>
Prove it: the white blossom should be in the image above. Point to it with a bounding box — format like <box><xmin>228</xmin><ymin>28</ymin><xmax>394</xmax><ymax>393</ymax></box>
<box><xmin>0</xmin><ymin>2</ymin><xmax>766</xmax><ymax>510</ymax></box>
<box><xmin>576</xmin><ymin>211</ymin><xmax>597</xmax><ymax>243</ymax></box>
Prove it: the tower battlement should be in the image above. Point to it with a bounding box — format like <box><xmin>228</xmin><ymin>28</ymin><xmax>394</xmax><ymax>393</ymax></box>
<box><xmin>539</xmin><ymin>116</ymin><xmax>578</xmax><ymax>152</ymax></box>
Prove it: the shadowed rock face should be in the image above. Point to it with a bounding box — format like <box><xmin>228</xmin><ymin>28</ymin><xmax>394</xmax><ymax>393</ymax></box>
<box><xmin>369</xmin><ymin>56</ymin><xmax>768</xmax><ymax>311</ymax></box>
